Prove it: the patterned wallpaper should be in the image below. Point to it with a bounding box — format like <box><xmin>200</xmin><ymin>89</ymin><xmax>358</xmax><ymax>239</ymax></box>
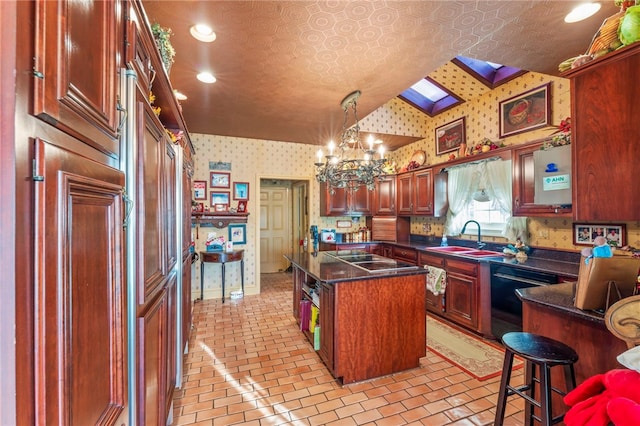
<box><xmin>191</xmin><ymin>69</ymin><xmax>640</xmax><ymax>300</ymax></box>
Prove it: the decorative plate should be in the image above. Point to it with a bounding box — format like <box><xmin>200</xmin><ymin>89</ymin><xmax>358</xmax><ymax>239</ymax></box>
<box><xmin>411</xmin><ymin>150</ymin><xmax>426</xmax><ymax>166</ymax></box>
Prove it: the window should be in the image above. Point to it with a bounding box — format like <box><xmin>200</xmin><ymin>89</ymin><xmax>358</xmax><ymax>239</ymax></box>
<box><xmin>463</xmin><ymin>198</ymin><xmax>509</xmax><ymax>237</ymax></box>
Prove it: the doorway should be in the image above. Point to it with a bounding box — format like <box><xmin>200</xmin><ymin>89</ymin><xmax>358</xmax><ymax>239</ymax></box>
<box><xmin>259</xmin><ymin>179</ymin><xmax>309</xmax><ymax>273</ymax></box>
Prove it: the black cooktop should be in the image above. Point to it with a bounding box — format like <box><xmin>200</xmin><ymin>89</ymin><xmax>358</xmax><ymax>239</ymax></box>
<box><xmin>327</xmin><ymin>251</ymin><xmax>419</xmax><ymax>273</ymax></box>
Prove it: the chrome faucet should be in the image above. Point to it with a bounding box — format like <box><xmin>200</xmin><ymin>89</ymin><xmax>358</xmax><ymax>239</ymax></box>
<box><xmin>461</xmin><ymin>220</ymin><xmax>486</xmax><ymax>249</ymax></box>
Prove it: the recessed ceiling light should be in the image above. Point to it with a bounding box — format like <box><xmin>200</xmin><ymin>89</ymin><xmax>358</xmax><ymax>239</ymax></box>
<box><xmin>173</xmin><ymin>90</ymin><xmax>187</xmax><ymax>101</ymax></box>
<box><xmin>197</xmin><ymin>72</ymin><xmax>216</xmax><ymax>84</ymax></box>
<box><xmin>565</xmin><ymin>2</ymin><xmax>601</xmax><ymax>23</ymax></box>
<box><xmin>190</xmin><ymin>24</ymin><xmax>216</xmax><ymax>42</ymax></box>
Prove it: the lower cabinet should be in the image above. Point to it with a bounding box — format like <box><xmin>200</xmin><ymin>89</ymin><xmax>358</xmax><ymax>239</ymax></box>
<box><xmin>419</xmin><ymin>252</ymin><xmax>480</xmax><ymax>332</ymax></box>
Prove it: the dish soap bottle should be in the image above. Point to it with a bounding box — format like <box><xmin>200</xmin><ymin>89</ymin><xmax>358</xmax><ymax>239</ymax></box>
<box><xmin>441</xmin><ymin>235</ymin><xmax>448</xmax><ymax>247</ymax></box>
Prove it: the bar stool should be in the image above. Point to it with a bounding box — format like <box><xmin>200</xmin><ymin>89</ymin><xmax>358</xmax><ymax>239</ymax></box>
<box><xmin>494</xmin><ymin>332</ymin><xmax>579</xmax><ymax>426</ymax></box>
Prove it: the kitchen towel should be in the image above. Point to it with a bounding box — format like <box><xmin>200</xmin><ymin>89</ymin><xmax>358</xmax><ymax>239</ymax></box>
<box><xmin>426</xmin><ymin>266</ymin><xmax>447</xmax><ymax>296</ymax></box>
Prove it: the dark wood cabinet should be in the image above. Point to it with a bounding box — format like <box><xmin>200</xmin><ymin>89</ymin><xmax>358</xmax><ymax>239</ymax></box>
<box><xmin>33</xmin><ymin>139</ymin><xmax>128</xmax><ymax>425</ymax></box>
<box><xmin>373</xmin><ymin>176</ymin><xmax>396</xmax><ymax>215</ymax></box>
<box><xmin>33</xmin><ymin>0</ymin><xmax>121</xmax><ymax>158</ymax></box>
<box><xmin>419</xmin><ymin>252</ymin><xmax>445</xmax><ymax>314</ymax></box>
<box><xmin>320</xmin><ymin>183</ymin><xmax>373</xmax><ymax>216</ymax></box>
<box><xmin>444</xmin><ymin>259</ymin><xmax>478</xmax><ymax>330</ymax></box>
<box><xmin>397</xmin><ymin>168</ymin><xmax>434</xmax><ymax>216</ymax></box>
<box><xmin>564</xmin><ymin>44</ymin><xmax>640</xmax><ymax>220</ymax></box>
<box><xmin>392</xmin><ymin>246</ymin><xmax>418</xmax><ymax>265</ymax></box>
<box><xmin>318</xmin><ymin>282</ymin><xmax>335</xmax><ymax>371</ymax></box>
<box><xmin>512</xmin><ymin>142</ymin><xmax>571</xmax><ymax>217</ymax></box>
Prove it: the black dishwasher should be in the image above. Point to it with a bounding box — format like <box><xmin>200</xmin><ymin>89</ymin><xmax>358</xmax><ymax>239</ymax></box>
<box><xmin>490</xmin><ymin>264</ymin><xmax>558</xmax><ymax>339</ymax></box>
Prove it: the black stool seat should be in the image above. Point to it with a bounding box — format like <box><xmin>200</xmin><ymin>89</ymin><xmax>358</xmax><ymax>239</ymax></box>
<box><xmin>494</xmin><ymin>332</ymin><xmax>578</xmax><ymax>426</ymax></box>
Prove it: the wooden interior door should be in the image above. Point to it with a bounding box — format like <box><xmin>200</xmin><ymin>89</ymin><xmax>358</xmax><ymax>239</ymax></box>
<box><xmin>260</xmin><ymin>186</ymin><xmax>291</xmax><ymax>273</ymax></box>
<box><xmin>33</xmin><ymin>138</ymin><xmax>127</xmax><ymax>425</ymax></box>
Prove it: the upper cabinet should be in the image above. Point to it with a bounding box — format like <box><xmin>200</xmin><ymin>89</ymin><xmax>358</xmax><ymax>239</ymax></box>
<box><xmin>373</xmin><ymin>176</ymin><xmax>396</xmax><ymax>216</ymax></box>
<box><xmin>564</xmin><ymin>44</ymin><xmax>640</xmax><ymax>221</ymax></box>
<box><xmin>320</xmin><ymin>183</ymin><xmax>373</xmax><ymax>216</ymax></box>
<box><xmin>397</xmin><ymin>168</ymin><xmax>434</xmax><ymax>216</ymax></box>
<box><xmin>33</xmin><ymin>0</ymin><xmax>122</xmax><ymax>158</ymax></box>
<box><xmin>512</xmin><ymin>142</ymin><xmax>572</xmax><ymax>217</ymax></box>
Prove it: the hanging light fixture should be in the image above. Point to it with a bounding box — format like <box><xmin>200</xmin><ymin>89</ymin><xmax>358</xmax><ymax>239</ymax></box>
<box><xmin>314</xmin><ymin>90</ymin><xmax>386</xmax><ymax>191</ymax></box>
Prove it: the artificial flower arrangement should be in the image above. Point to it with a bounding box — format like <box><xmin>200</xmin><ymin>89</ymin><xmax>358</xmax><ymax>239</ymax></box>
<box><xmin>149</xmin><ymin>91</ymin><xmax>161</xmax><ymax>116</ymax></box>
<box><xmin>469</xmin><ymin>138</ymin><xmax>504</xmax><ymax>155</ymax></box>
<box><xmin>542</xmin><ymin>117</ymin><xmax>571</xmax><ymax>150</ymax></box>
<box><xmin>151</xmin><ymin>23</ymin><xmax>176</xmax><ymax>74</ymax></box>
<box><xmin>165</xmin><ymin>128</ymin><xmax>183</xmax><ymax>144</ymax></box>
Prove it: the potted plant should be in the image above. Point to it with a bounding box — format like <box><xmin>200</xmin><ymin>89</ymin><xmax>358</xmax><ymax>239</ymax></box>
<box><xmin>151</xmin><ymin>23</ymin><xmax>175</xmax><ymax>75</ymax></box>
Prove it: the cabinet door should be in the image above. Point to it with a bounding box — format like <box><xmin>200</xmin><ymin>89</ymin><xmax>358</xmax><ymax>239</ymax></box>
<box><xmin>445</xmin><ymin>272</ymin><xmax>478</xmax><ymax>330</ymax></box>
<box><xmin>292</xmin><ymin>267</ymin><xmax>304</xmax><ymax>321</ymax></box>
<box><xmin>413</xmin><ymin>169</ymin><xmax>434</xmax><ymax>215</ymax></box>
<box><xmin>137</xmin><ymin>93</ymin><xmax>166</xmax><ymax>304</ymax></box>
<box><xmin>164</xmin><ymin>142</ymin><xmax>177</xmax><ymax>273</ymax></box>
<box><xmin>164</xmin><ymin>276</ymin><xmax>177</xmax><ymax>417</ymax></box>
<box><xmin>137</xmin><ymin>290</ymin><xmax>168</xmax><ymax>426</ymax></box>
<box><xmin>512</xmin><ymin>143</ymin><xmax>571</xmax><ymax>217</ymax></box>
<box><xmin>33</xmin><ymin>139</ymin><xmax>127</xmax><ymax>425</ymax></box>
<box><xmin>419</xmin><ymin>253</ymin><xmax>445</xmax><ymax>314</ymax></box>
<box><xmin>33</xmin><ymin>0</ymin><xmax>121</xmax><ymax>157</ymax></box>
<box><xmin>569</xmin><ymin>46</ymin><xmax>640</xmax><ymax>220</ymax></box>
<box><xmin>396</xmin><ymin>173</ymin><xmax>414</xmax><ymax>215</ymax></box>
<box><xmin>124</xmin><ymin>3</ymin><xmax>154</xmax><ymax>92</ymax></box>
<box><xmin>374</xmin><ymin>176</ymin><xmax>396</xmax><ymax>215</ymax></box>
<box><xmin>349</xmin><ymin>187</ymin><xmax>373</xmax><ymax>215</ymax></box>
<box><xmin>319</xmin><ymin>183</ymin><xmax>349</xmax><ymax>216</ymax></box>
<box><xmin>318</xmin><ymin>282</ymin><xmax>334</xmax><ymax>371</ymax></box>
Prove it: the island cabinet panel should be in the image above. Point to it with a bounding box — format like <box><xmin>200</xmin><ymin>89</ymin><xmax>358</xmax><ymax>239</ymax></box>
<box><xmin>332</xmin><ymin>276</ymin><xmax>426</xmax><ymax>384</ymax></box>
<box><xmin>512</xmin><ymin>142</ymin><xmax>571</xmax><ymax>217</ymax></box>
<box><xmin>318</xmin><ymin>282</ymin><xmax>335</xmax><ymax>371</ymax></box>
<box><xmin>33</xmin><ymin>139</ymin><xmax>127</xmax><ymax>425</ymax></box>
<box><xmin>444</xmin><ymin>259</ymin><xmax>478</xmax><ymax>330</ymax></box>
<box><xmin>565</xmin><ymin>44</ymin><xmax>640</xmax><ymax>220</ymax></box>
<box><xmin>33</xmin><ymin>0</ymin><xmax>121</xmax><ymax>158</ymax></box>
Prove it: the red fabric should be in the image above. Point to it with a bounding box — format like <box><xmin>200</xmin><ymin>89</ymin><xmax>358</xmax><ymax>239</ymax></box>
<box><xmin>563</xmin><ymin>369</ymin><xmax>640</xmax><ymax>426</ymax></box>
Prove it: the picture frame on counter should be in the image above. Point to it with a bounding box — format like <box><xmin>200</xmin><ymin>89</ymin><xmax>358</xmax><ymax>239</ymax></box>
<box><xmin>336</xmin><ymin>220</ymin><xmax>352</xmax><ymax>228</ymax></box>
<box><xmin>228</xmin><ymin>224</ymin><xmax>246</xmax><ymax>244</ymax></box>
<box><xmin>435</xmin><ymin>117</ymin><xmax>466</xmax><ymax>155</ymax></box>
<box><xmin>499</xmin><ymin>83</ymin><xmax>550</xmax><ymax>138</ymax></box>
<box><xmin>193</xmin><ymin>180</ymin><xmax>207</xmax><ymax>200</ymax></box>
<box><xmin>210</xmin><ymin>191</ymin><xmax>230</xmax><ymax>207</ymax></box>
<box><xmin>210</xmin><ymin>172</ymin><xmax>230</xmax><ymax>188</ymax></box>
<box><xmin>573</xmin><ymin>223</ymin><xmax>626</xmax><ymax>247</ymax></box>
<box><xmin>214</xmin><ymin>203</ymin><xmax>228</xmax><ymax>212</ymax></box>
<box><xmin>237</xmin><ymin>200</ymin><xmax>247</xmax><ymax>213</ymax></box>
<box><xmin>192</xmin><ymin>202</ymin><xmax>204</xmax><ymax>213</ymax></box>
<box><xmin>233</xmin><ymin>182</ymin><xmax>249</xmax><ymax>200</ymax></box>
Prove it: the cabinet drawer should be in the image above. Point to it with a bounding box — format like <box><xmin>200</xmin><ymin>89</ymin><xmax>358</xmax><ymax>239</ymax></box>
<box><xmin>419</xmin><ymin>252</ymin><xmax>444</xmax><ymax>267</ymax></box>
<box><xmin>445</xmin><ymin>258</ymin><xmax>478</xmax><ymax>276</ymax></box>
<box><xmin>393</xmin><ymin>247</ymin><xmax>417</xmax><ymax>264</ymax></box>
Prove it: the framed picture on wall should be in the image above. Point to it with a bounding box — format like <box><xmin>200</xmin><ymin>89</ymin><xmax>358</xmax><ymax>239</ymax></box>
<box><xmin>573</xmin><ymin>223</ymin><xmax>626</xmax><ymax>247</ymax></box>
<box><xmin>193</xmin><ymin>180</ymin><xmax>207</xmax><ymax>200</ymax></box>
<box><xmin>210</xmin><ymin>172</ymin><xmax>230</xmax><ymax>188</ymax></box>
<box><xmin>210</xmin><ymin>191</ymin><xmax>230</xmax><ymax>207</ymax></box>
<box><xmin>233</xmin><ymin>182</ymin><xmax>249</xmax><ymax>200</ymax></box>
<box><xmin>499</xmin><ymin>83</ymin><xmax>551</xmax><ymax>138</ymax></box>
<box><xmin>435</xmin><ymin>117</ymin><xmax>466</xmax><ymax>155</ymax></box>
<box><xmin>228</xmin><ymin>224</ymin><xmax>246</xmax><ymax>244</ymax></box>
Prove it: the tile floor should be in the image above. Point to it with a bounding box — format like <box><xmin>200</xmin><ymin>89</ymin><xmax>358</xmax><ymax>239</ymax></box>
<box><xmin>172</xmin><ymin>272</ymin><xmax>525</xmax><ymax>425</ymax></box>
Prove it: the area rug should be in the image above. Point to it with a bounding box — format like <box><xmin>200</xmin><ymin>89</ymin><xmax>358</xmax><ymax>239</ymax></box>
<box><xmin>426</xmin><ymin>315</ymin><xmax>523</xmax><ymax>381</ymax></box>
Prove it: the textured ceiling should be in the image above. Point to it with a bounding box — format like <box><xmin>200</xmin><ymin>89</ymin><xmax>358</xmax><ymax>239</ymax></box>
<box><xmin>142</xmin><ymin>1</ymin><xmax>617</xmax><ymax>149</ymax></box>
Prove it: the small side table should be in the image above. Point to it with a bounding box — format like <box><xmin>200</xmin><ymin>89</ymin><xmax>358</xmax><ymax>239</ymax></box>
<box><xmin>199</xmin><ymin>249</ymin><xmax>244</xmax><ymax>303</ymax></box>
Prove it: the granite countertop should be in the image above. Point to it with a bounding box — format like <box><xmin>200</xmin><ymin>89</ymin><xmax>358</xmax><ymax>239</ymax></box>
<box><xmin>285</xmin><ymin>251</ymin><xmax>428</xmax><ymax>284</ymax></box>
<box><xmin>516</xmin><ymin>282</ymin><xmax>607</xmax><ymax>324</ymax></box>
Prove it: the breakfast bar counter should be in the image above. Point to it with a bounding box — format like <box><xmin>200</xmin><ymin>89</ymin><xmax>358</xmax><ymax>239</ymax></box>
<box><xmin>286</xmin><ymin>251</ymin><xmax>428</xmax><ymax>384</ymax></box>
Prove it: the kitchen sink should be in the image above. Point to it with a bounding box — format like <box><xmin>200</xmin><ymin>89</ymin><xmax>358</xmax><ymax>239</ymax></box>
<box><xmin>424</xmin><ymin>246</ymin><xmax>476</xmax><ymax>253</ymax></box>
<box><xmin>424</xmin><ymin>246</ymin><xmax>500</xmax><ymax>257</ymax></box>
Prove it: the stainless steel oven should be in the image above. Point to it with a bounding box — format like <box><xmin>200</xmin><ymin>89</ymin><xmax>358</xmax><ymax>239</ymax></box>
<box><xmin>490</xmin><ymin>264</ymin><xmax>558</xmax><ymax>339</ymax></box>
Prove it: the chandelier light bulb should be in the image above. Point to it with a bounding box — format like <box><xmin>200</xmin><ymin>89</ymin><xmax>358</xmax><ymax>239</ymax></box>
<box><xmin>316</xmin><ymin>149</ymin><xmax>323</xmax><ymax>163</ymax></box>
<box><xmin>379</xmin><ymin>146</ymin><xmax>385</xmax><ymax>159</ymax></box>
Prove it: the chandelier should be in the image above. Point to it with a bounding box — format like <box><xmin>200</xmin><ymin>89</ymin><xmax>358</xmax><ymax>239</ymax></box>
<box><xmin>315</xmin><ymin>90</ymin><xmax>386</xmax><ymax>191</ymax></box>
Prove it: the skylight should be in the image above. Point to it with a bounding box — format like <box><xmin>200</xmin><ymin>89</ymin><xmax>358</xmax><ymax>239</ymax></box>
<box><xmin>398</xmin><ymin>77</ymin><xmax>463</xmax><ymax>117</ymax></box>
<box><xmin>452</xmin><ymin>56</ymin><xmax>526</xmax><ymax>89</ymax></box>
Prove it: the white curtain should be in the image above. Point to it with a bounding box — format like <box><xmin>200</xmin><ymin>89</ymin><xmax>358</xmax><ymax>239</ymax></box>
<box><xmin>444</xmin><ymin>159</ymin><xmax>528</xmax><ymax>242</ymax></box>
<box><xmin>445</xmin><ymin>163</ymin><xmax>481</xmax><ymax>235</ymax></box>
<box><xmin>484</xmin><ymin>159</ymin><xmax>528</xmax><ymax>243</ymax></box>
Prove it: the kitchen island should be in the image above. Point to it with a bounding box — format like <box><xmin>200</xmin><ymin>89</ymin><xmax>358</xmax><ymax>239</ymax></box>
<box><xmin>286</xmin><ymin>250</ymin><xmax>428</xmax><ymax>384</ymax></box>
